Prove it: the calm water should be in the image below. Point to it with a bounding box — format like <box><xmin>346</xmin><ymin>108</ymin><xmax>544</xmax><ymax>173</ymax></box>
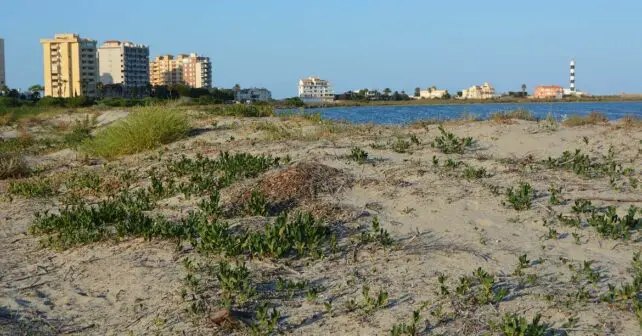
<box><xmin>298</xmin><ymin>101</ymin><xmax>642</xmax><ymax>125</ymax></box>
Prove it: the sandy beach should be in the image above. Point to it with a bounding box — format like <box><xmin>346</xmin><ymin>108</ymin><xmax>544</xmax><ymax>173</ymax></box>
<box><xmin>1</xmin><ymin>109</ymin><xmax>641</xmax><ymax>335</ymax></box>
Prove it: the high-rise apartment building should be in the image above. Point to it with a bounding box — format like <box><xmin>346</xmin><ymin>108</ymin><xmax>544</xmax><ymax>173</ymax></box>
<box><xmin>40</xmin><ymin>34</ymin><xmax>99</xmax><ymax>97</ymax></box>
<box><xmin>98</xmin><ymin>41</ymin><xmax>149</xmax><ymax>88</ymax></box>
<box><xmin>149</xmin><ymin>53</ymin><xmax>211</xmax><ymax>88</ymax></box>
<box><xmin>0</xmin><ymin>38</ymin><xmax>5</xmax><ymax>86</ymax></box>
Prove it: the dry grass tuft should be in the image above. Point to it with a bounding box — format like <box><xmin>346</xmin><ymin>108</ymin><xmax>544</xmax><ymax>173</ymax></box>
<box><xmin>490</xmin><ymin>109</ymin><xmax>535</xmax><ymax>123</ymax></box>
<box><xmin>563</xmin><ymin>111</ymin><xmax>608</xmax><ymax>127</ymax></box>
<box><xmin>0</xmin><ymin>152</ymin><xmax>29</xmax><ymax>180</ymax></box>
<box><xmin>229</xmin><ymin>162</ymin><xmax>354</xmax><ymax>215</ymax></box>
<box><xmin>619</xmin><ymin>115</ymin><xmax>642</xmax><ymax>128</ymax></box>
<box><xmin>258</xmin><ymin>162</ymin><xmax>353</xmax><ymax>202</ymax></box>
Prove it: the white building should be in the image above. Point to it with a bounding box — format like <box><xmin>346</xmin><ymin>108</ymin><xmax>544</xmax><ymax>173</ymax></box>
<box><xmin>98</xmin><ymin>40</ymin><xmax>149</xmax><ymax>88</ymax></box>
<box><xmin>461</xmin><ymin>82</ymin><xmax>495</xmax><ymax>99</ymax></box>
<box><xmin>298</xmin><ymin>76</ymin><xmax>334</xmax><ymax>101</ymax></box>
<box><xmin>420</xmin><ymin>86</ymin><xmax>448</xmax><ymax>99</ymax></box>
<box><xmin>0</xmin><ymin>38</ymin><xmax>5</xmax><ymax>87</ymax></box>
<box><xmin>235</xmin><ymin>88</ymin><xmax>272</xmax><ymax>102</ymax></box>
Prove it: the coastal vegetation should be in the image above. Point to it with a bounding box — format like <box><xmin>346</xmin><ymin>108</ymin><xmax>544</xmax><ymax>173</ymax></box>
<box><xmin>0</xmin><ymin>103</ymin><xmax>641</xmax><ymax>335</ymax></box>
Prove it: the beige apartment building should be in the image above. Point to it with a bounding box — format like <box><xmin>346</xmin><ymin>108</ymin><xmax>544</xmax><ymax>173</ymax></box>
<box><xmin>98</xmin><ymin>40</ymin><xmax>149</xmax><ymax>88</ymax></box>
<box><xmin>40</xmin><ymin>34</ymin><xmax>99</xmax><ymax>97</ymax></box>
<box><xmin>149</xmin><ymin>53</ymin><xmax>211</xmax><ymax>88</ymax></box>
<box><xmin>460</xmin><ymin>82</ymin><xmax>495</xmax><ymax>99</ymax></box>
<box><xmin>0</xmin><ymin>38</ymin><xmax>5</xmax><ymax>87</ymax></box>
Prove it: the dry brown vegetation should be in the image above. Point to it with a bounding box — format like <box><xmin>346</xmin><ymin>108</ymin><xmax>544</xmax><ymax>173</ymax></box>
<box><xmin>563</xmin><ymin>111</ymin><xmax>609</xmax><ymax>127</ymax></box>
<box><xmin>1</xmin><ymin>108</ymin><xmax>641</xmax><ymax>335</ymax></box>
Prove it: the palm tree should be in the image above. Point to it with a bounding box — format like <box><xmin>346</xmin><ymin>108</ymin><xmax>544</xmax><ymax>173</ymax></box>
<box><xmin>521</xmin><ymin>84</ymin><xmax>527</xmax><ymax>95</ymax></box>
<box><xmin>383</xmin><ymin>88</ymin><xmax>391</xmax><ymax>96</ymax></box>
<box><xmin>233</xmin><ymin>84</ymin><xmax>241</xmax><ymax>91</ymax></box>
<box><xmin>414</xmin><ymin>87</ymin><xmax>421</xmax><ymax>97</ymax></box>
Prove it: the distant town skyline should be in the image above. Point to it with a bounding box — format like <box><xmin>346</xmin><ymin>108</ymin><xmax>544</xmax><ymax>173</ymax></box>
<box><xmin>1</xmin><ymin>0</ymin><xmax>641</xmax><ymax>98</ymax></box>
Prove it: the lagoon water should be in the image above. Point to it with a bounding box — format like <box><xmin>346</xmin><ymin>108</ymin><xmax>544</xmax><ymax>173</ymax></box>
<box><xmin>304</xmin><ymin>101</ymin><xmax>642</xmax><ymax>125</ymax></box>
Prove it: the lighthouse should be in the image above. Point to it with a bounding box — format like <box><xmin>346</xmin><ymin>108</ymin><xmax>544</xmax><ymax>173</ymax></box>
<box><xmin>569</xmin><ymin>58</ymin><xmax>576</xmax><ymax>94</ymax></box>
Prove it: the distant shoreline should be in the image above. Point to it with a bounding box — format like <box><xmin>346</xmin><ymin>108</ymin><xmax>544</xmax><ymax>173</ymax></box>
<box><xmin>300</xmin><ymin>96</ymin><xmax>642</xmax><ymax>109</ymax></box>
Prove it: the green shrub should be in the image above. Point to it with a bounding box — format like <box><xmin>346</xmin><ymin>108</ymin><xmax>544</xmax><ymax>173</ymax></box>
<box><xmin>81</xmin><ymin>107</ymin><xmax>189</xmax><ymax>158</ymax></box>
<box><xmin>349</xmin><ymin>147</ymin><xmax>369</xmax><ymax>164</ymax></box>
<box><xmin>505</xmin><ymin>183</ymin><xmax>534</xmax><ymax>211</ymax></box>
<box><xmin>432</xmin><ymin>126</ymin><xmax>474</xmax><ymax>154</ymax></box>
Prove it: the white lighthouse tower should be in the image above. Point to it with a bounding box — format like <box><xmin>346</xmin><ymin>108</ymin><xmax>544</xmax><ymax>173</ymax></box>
<box><xmin>569</xmin><ymin>58</ymin><xmax>576</xmax><ymax>95</ymax></box>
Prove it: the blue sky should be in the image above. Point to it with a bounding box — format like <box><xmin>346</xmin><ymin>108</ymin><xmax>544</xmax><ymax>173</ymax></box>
<box><xmin>1</xmin><ymin>0</ymin><xmax>641</xmax><ymax>98</ymax></box>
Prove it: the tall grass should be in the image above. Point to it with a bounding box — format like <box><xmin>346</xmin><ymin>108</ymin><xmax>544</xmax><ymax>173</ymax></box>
<box><xmin>81</xmin><ymin>107</ymin><xmax>190</xmax><ymax>158</ymax></box>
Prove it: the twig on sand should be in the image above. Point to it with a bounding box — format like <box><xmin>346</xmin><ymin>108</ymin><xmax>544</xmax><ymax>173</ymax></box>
<box><xmin>60</xmin><ymin>323</ymin><xmax>96</xmax><ymax>335</ymax></box>
<box><xmin>581</xmin><ymin>196</ymin><xmax>642</xmax><ymax>203</ymax></box>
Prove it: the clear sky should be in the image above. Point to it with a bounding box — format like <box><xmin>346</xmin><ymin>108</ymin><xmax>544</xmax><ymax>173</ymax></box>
<box><xmin>1</xmin><ymin>0</ymin><xmax>641</xmax><ymax>98</ymax></box>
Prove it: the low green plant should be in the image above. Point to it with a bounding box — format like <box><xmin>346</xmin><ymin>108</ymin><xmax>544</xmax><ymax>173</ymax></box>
<box><xmin>245</xmin><ymin>190</ymin><xmax>270</xmax><ymax>216</ymax></box>
<box><xmin>390</xmin><ymin>309</ymin><xmax>422</xmax><ymax>335</ymax></box>
<box><xmin>571</xmin><ymin>199</ymin><xmax>594</xmax><ymax>214</ymax></box>
<box><xmin>513</xmin><ymin>254</ymin><xmax>531</xmax><ymax>276</ymax></box>
<box><xmin>359</xmin><ymin>216</ymin><xmax>394</xmax><ymax>247</ymax></box>
<box><xmin>463</xmin><ymin>165</ymin><xmax>488</xmax><ymax>179</ymax></box>
<box><xmin>569</xmin><ymin>260</ymin><xmax>601</xmax><ymax>285</ymax></box>
<box><xmin>431</xmin><ymin>125</ymin><xmax>474</xmax><ymax>154</ymax></box>
<box><xmin>29</xmin><ymin>189</ymin><xmax>190</xmax><ymax>249</ymax></box>
<box><xmin>275</xmin><ymin>277</ymin><xmax>309</xmax><ymax>299</ymax></box>
<box><xmin>505</xmin><ymin>183</ymin><xmax>534</xmax><ymax>211</ymax></box>
<box><xmin>493</xmin><ymin>313</ymin><xmax>549</xmax><ymax>336</ymax></box>
<box><xmin>349</xmin><ymin>147</ymin><xmax>369</xmax><ymax>164</ymax></box>
<box><xmin>217</xmin><ymin>260</ymin><xmax>256</xmax><ymax>305</ymax></box>
<box><xmin>251</xmin><ymin>303</ymin><xmax>280</xmax><ymax>335</ymax></box>
<box><xmin>361</xmin><ymin>285</ymin><xmax>388</xmax><ymax>313</ymax></box>
<box><xmin>587</xmin><ymin>205</ymin><xmax>640</xmax><ymax>240</ymax></box>
<box><xmin>81</xmin><ymin>107</ymin><xmax>190</xmax><ymax>158</ymax></box>
<box><xmin>547</xmin><ymin>184</ymin><xmax>563</xmax><ymax>205</ymax></box>
<box><xmin>197</xmin><ymin>190</ymin><xmax>221</xmax><ymax>217</ymax></box>
<box><xmin>8</xmin><ymin>177</ymin><xmax>55</xmax><ymax>198</ymax></box>
<box><xmin>391</xmin><ymin>138</ymin><xmax>411</xmax><ymax>153</ymax></box>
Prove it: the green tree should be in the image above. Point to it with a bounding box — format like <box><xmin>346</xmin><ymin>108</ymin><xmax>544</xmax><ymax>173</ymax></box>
<box><xmin>29</xmin><ymin>85</ymin><xmax>44</xmax><ymax>94</ymax></box>
<box><xmin>383</xmin><ymin>88</ymin><xmax>391</xmax><ymax>96</ymax></box>
<box><xmin>414</xmin><ymin>87</ymin><xmax>421</xmax><ymax>97</ymax></box>
<box><xmin>521</xmin><ymin>84</ymin><xmax>527</xmax><ymax>96</ymax></box>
